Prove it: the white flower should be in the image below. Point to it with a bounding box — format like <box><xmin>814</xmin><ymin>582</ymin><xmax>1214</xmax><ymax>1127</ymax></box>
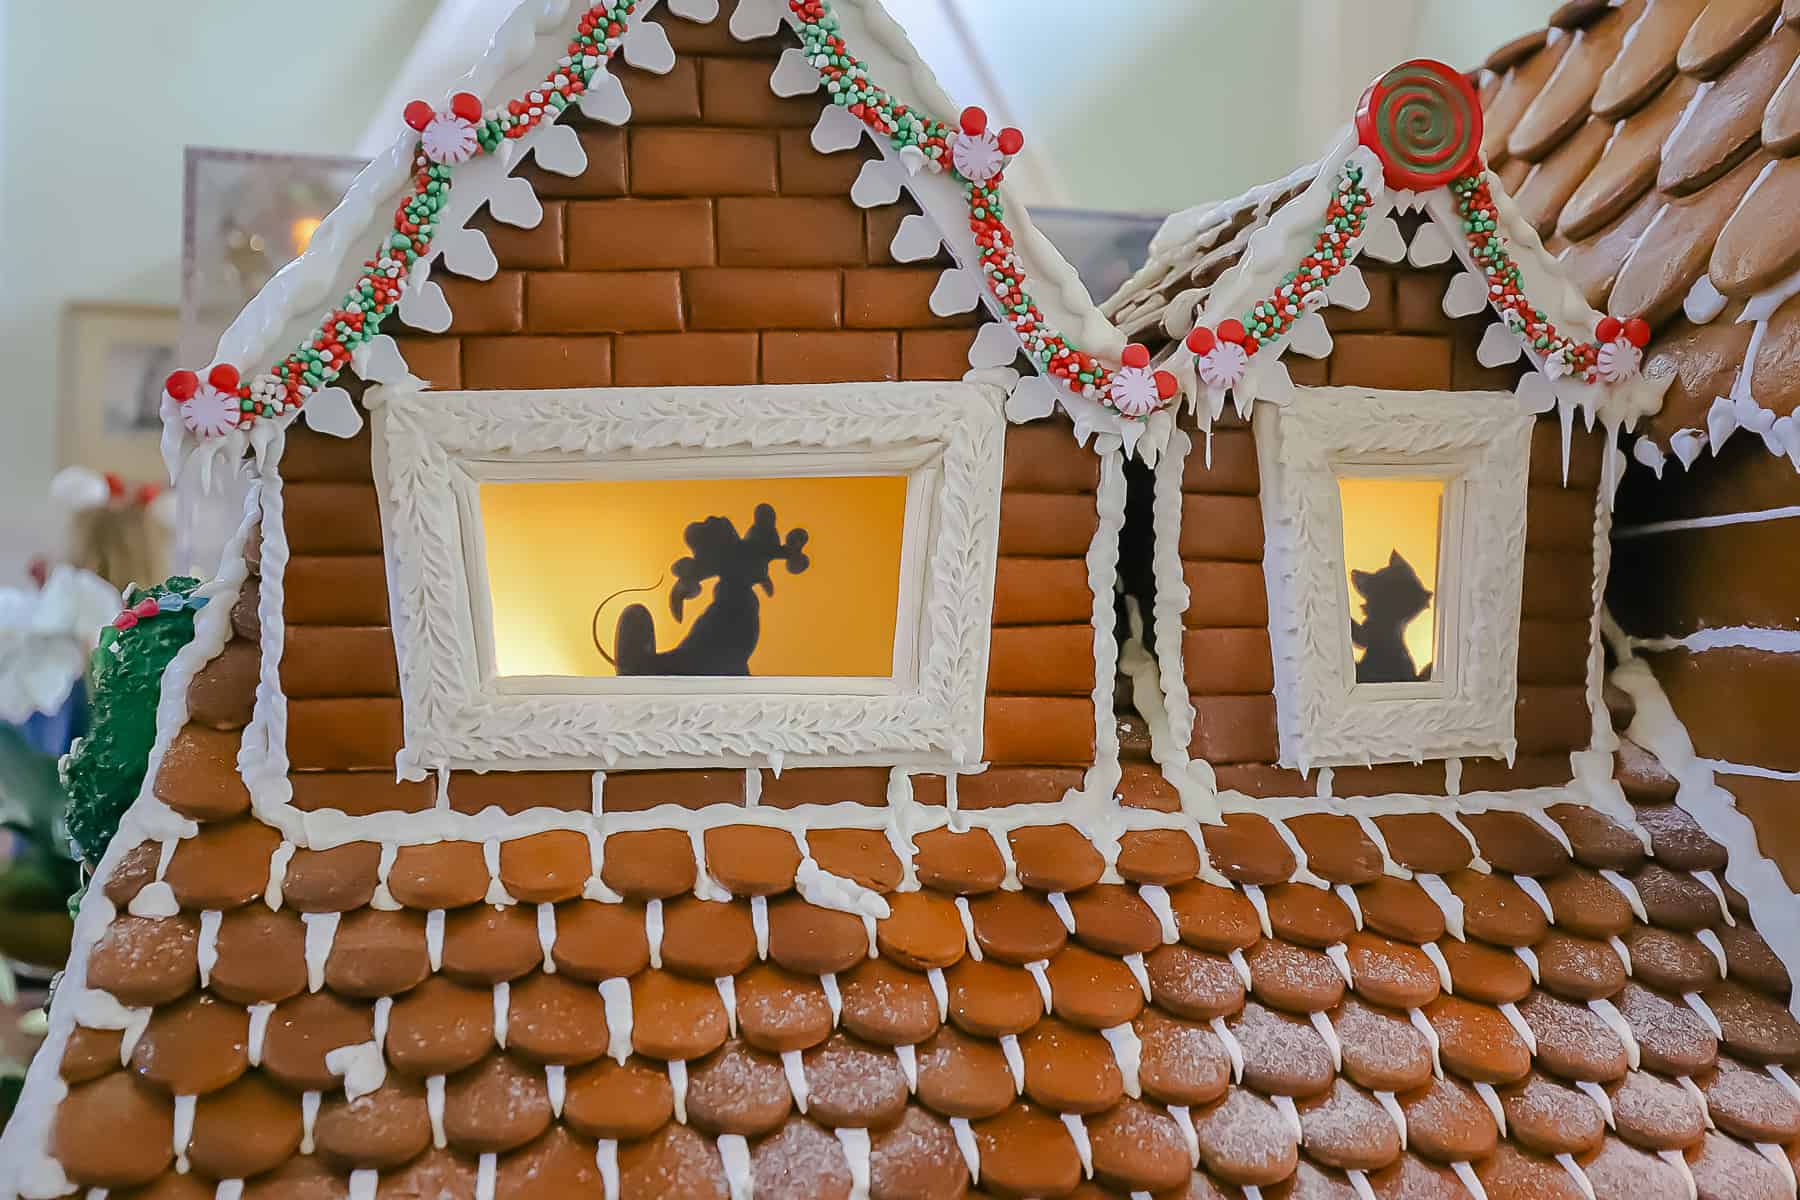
<box><xmin>421</xmin><ymin>113</ymin><xmax>480</xmax><ymax>165</ymax></box>
<box><xmin>1596</xmin><ymin>336</ymin><xmax>1643</xmax><ymax>383</ymax></box>
<box><xmin>951</xmin><ymin>128</ymin><xmax>1005</xmax><ymax>183</ymax></box>
<box><xmin>1196</xmin><ymin>342</ymin><xmax>1249</xmax><ymax>389</ymax></box>
<box><xmin>0</xmin><ymin>566</ymin><xmax>120</xmax><ymax>723</ymax></box>
<box><xmin>180</xmin><ymin>379</ymin><xmax>242</xmax><ymax>438</ymax></box>
<box><xmin>1107</xmin><ymin>366</ymin><xmax>1163</xmax><ymax>417</ymax></box>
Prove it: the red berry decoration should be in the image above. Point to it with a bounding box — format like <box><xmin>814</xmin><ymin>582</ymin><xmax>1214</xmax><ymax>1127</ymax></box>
<box><xmin>104</xmin><ymin>473</ymin><xmax>125</xmax><ymax>500</ymax></box>
<box><xmin>1624</xmin><ymin>317</ymin><xmax>1651</xmax><ymax>348</ymax></box>
<box><xmin>450</xmin><ymin>92</ymin><xmax>483</xmax><ymax>123</ymax></box>
<box><xmin>403</xmin><ymin>100</ymin><xmax>436</xmax><ymax>131</ymax></box>
<box><xmin>131</xmin><ymin>597</ymin><xmax>160</xmax><ymax>620</ymax></box>
<box><xmin>1595</xmin><ymin>316</ymin><xmax>1622</xmax><ymax>343</ymax></box>
<box><xmin>164</xmin><ymin>369</ymin><xmax>199</xmax><ymax>401</ymax></box>
<box><xmin>1218</xmin><ymin>319</ymin><xmax>1247</xmax><ymax>345</ymax></box>
<box><xmin>960</xmin><ymin>106</ymin><xmax>988</xmax><ymax>136</ymax></box>
<box><xmin>997</xmin><ymin>127</ymin><xmax>1025</xmax><ymax>156</ymax></box>
<box><xmin>1186</xmin><ymin>327</ymin><xmax>1216</xmax><ymax>356</ymax></box>
<box><xmin>1120</xmin><ymin>343</ymin><xmax>1151</xmax><ymax>370</ymax></box>
<box><xmin>208</xmin><ymin>364</ymin><xmax>241</xmax><ymax>393</ymax></box>
<box><xmin>1355</xmin><ymin>59</ymin><xmax>1483</xmax><ymax>190</ymax></box>
<box><xmin>1154</xmin><ymin>370</ymin><xmax>1179</xmax><ymax>400</ymax></box>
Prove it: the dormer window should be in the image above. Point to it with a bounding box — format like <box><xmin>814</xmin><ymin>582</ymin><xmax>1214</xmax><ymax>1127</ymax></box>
<box><xmin>1257</xmin><ymin>384</ymin><xmax>1534</xmax><ymax>769</ymax></box>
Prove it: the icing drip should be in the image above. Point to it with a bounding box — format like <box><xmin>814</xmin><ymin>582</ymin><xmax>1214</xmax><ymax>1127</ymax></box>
<box><xmin>171</xmin><ymin>1095</ymin><xmax>195</xmax><ymax>1172</ymax></box>
<box><xmin>1325</xmin><ymin>943</ymin><xmax>1353</xmax><ymax>988</ymax></box>
<box><xmin>196</xmin><ymin>911</ymin><xmax>221</xmax><ymax>988</ymax></box>
<box><xmin>1684</xmin><ymin>992</ymin><xmax>1723</xmax><ymax>1039</ymax></box>
<box><xmin>476</xmin><ymin>1155</ymin><xmax>496</xmax><ymax>1200</ymax></box>
<box><xmin>751</xmin><ymin>896</ymin><xmax>770</xmax><ymax>958</ymax></box>
<box><xmin>546</xmin><ymin>1064</ymin><xmax>565</xmax><ymax>1118</ymax></box>
<box><xmin>1047</xmin><ymin>892</ymin><xmax>1075</xmax><ymax>933</ymax></box>
<box><xmin>1473</xmin><ymin>1081</ymin><xmax>1507</xmax><ymax>1135</ymax></box>
<box><xmin>669</xmin><ymin>1060</ymin><xmax>689</xmax><ymax>1125</ymax></box>
<box><xmin>301</xmin><ymin>912</ymin><xmax>340</xmax><ymax>993</ymax></box>
<box><xmin>1513</xmin><ymin>875</ymin><xmax>1555</xmax><ymax>924</ymax></box>
<box><xmin>1556</xmin><ymin>1153</ymin><xmax>1597</xmax><ymax>1200</ymax></box>
<box><xmin>949</xmin><ymin>1117</ymin><xmax>979</xmax><ymax>1184</ymax></box>
<box><xmin>246</xmin><ymin>1004</ymin><xmax>274</xmax><ymax>1068</ymax></box>
<box><xmin>425</xmin><ymin>910</ymin><xmax>445</xmax><ymax>971</ymax></box>
<box><xmin>1101</xmin><ymin>1024</ymin><xmax>1142</xmax><ymax>1098</ymax></box>
<box><xmin>325</xmin><ymin>1041</ymin><xmax>385</xmax><ymax>1103</ymax></box>
<box><xmin>1409</xmin><ymin>1008</ymin><xmax>1443</xmax><ymax>1077</ymax></box>
<box><xmin>1271</xmin><ymin>1095</ymin><xmax>1302</xmax><ymax>1143</ymax></box>
<box><xmin>1061</xmin><ymin>1113</ymin><xmax>1093</xmax><ymax>1179</ymax></box>
<box><xmin>645</xmin><ymin>899</ymin><xmax>665</xmax><ymax>969</ymax></box>
<box><xmin>1347</xmin><ymin>1170</ymin><xmax>1379</xmax><ymax>1200</ymax></box>
<box><xmin>781</xmin><ymin>1049</ymin><xmax>810</xmax><ymax>1112</ymax></box>
<box><xmin>1599</xmin><ymin>869</ymin><xmax>1646</xmax><ymax>921</ymax></box>
<box><xmin>264</xmin><ymin>843</ymin><xmax>294</xmax><ymax>910</ymax></box>
<box><xmin>427</xmin><ymin>1075</ymin><xmax>446</xmax><ymax>1148</ymax></box>
<box><xmin>493</xmin><ymin>982</ymin><xmax>510</xmax><ymax>1049</ymax></box>
<box><xmin>1677</xmin><ymin>1075</ymin><xmax>1714</xmax><ymax>1130</ymax></box>
<box><xmin>998</xmin><ymin>1034</ymin><xmax>1024</xmax><ymax>1093</ymax></box>
<box><xmin>1497</xmin><ymin>1003</ymin><xmax>1536</xmax><ymax>1054</ymax></box>
<box><xmin>1335</xmin><ymin>884</ymin><xmax>1364</xmax><ymax>930</ymax></box>
<box><xmin>536</xmin><ymin>903</ymin><xmax>557</xmax><ymax>972</ymax></box>
<box><xmin>927</xmin><ymin>968</ymin><xmax>949</xmax><ymax>1020</ymax></box>
<box><xmin>1421</xmin><ymin>943</ymin><xmax>1453</xmax><ymax>994</ymax></box>
<box><xmin>835</xmin><ymin>1127</ymin><xmax>872</xmax><ymax>1200</ymax></box>
<box><xmin>349</xmin><ymin>1170</ymin><xmax>377</xmax><ymax>1200</ymax></box>
<box><xmin>1589</xmin><ymin>998</ymin><xmax>1639</xmax><ymax>1070</ymax></box>
<box><xmin>597</xmin><ymin>1140</ymin><xmax>620</xmax><ymax>1200</ymax></box>
<box><xmin>300</xmin><ymin>1092</ymin><xmax>320</xmax><ymax>1154</ymax></box>
<box><xmin>1168</xmin><ymin>1104</ymin><xmax>1200</xmax><ymax>1167</ymax></box>
<box><xmin>1138</xmin><ymin>885</ymin><xmax>1180</xmax><ymax>944</ymax></box>
<box><xmin>1310</xmin><ymin>1010</ymin><xmax>1343</xmax><ymax>1071</ymax></box>
<box><xmin>371</xmin><ymin>844</ymin><xmax>400</xmax><ymax>911</ymax></box>
<box><xmin>1414</xmin><ymin>875</ymin><xmax>1465</xmax><ymax>940</ymax></box>
<box><xmin>1209</xmin><ymin>1017</ymin><xmax>1245</xmax><ymax>1083</ymax></box>
<box><xmin>716</xmin><ymin>977</ymin><xmax>738</xmax><ymax>1037</ymax></box>
<box><xmin>718</xmin><ymin>1134</ymin><xmax>752</xmax><ymax>1200</ymax></box>
<box><xmin>600</xmin><ymin>978</ymin><xmax>633</xmax><ymax>1065</ymax></box>
<box><xmin>1516</xmin><ymin>946</ymin><xmax>1541</xmax><ymax>985</ymax></box>
<box><xmin>1691</xmin><ymin>870</ymin><xmax>1735</xmax><ymax>927</ymax></box>
<box><xmin>895</xmin><ymin>1044</ymin><xmax>918</xmax><ymax>1092</ymax></box>
<box><xmin>1241</xmin><ymin>884</ymin><xmax>1272</xmax><ymax>938</ymax></box>
<box><xmin>952</xmin><ymin>897</ymin><xmax>983</xmax><ymax>961</ymax></box>
<box><xmin>1609</xmin><ymin>935</ymin><xmax>1632</xmax><ymax>977</ymax></box>
<box><xmin>1123</xmin><ymin>953</ymin><xmax>1151</xmax><ymax>1002</ymax></box>
<box><xmin>1576</xmin><ymin>1080</ymin><xmax>1614</xmax><ymax>1129</ymax></box>
<box><xmin>1451</xmin><ymin>1161</ymin><xmax>1489</xmax><ymax>1200</ymax></box>
<box><xmin>127</xmin><ymin>883</ymin><xmax>179</xmax><ymax>919</ymax></box>
<box><xmin>1374</xmin><ymin>1091</ymin><xmax>1407</xmax><ymax>1149</ymax></box>
<box><xmin>1228</xmin><ymin>948</ymin><xmax>1253</xmax><ymax>991</ymax></box>
<box><xmin>820</xmin><ymin>973</ymin><xmax>842</xmax><ymax>1025</ymax></box>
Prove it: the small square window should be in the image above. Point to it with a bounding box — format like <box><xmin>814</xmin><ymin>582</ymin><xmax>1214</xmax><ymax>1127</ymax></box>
<box><xmin>1255</xmin><ymin>386</ymin><xmax>1537</xmax><ymax>769</ymax></box>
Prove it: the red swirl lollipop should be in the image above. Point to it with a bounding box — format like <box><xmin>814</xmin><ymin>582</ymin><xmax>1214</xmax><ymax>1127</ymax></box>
<box><xmin>1355</xmin><ymin>59</ymin><xmax>1484</xmax><ymax>190</ymax></box>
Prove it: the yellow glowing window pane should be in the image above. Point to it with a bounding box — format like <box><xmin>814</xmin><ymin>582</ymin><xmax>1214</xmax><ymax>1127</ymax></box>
<box><xmin>1339</xmin><ymin>476</ymin><xmax>1445</xmax><ymax>685</ymax></box>
<box><xmin>478</xmin><ymin>475</ymin><xmax>909</xmax><ymax>679</ymax></box>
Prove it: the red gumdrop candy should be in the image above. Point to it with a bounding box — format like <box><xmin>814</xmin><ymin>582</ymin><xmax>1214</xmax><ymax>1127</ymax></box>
<box><xmin>1624</xmin><ymin>316</ymin><xmax>1651</xmax><ymax>347</ymax></box>
<box><xmin>1185</xmin><ymin>327</ymin><xmax>1216</xmax><ymax>356</ymax></box>
<box><xmin>998</xmin><ymin>128</ymin><xmax>1025</xmax><ymax>156</ymax></box>
<box><xmin>404</xmin><ymin>100</ymin><xmax>436</xmax><ymax>131</ymax></box>
<box><xmin>208</xmin><ymin>364</ymin><xmax>241</xmax><ymax>393</ymax></box>
<box><xmin>1218</xmin><ymin>319</ymin><xmax>1247</xmax><ymax>345</ymax></box>
<box><xmin>164</xmin><ymin>369</ymin><xmax>199</xmax><ymax>401</ymax></box>
<box><xmin>1154</xmin><ymin>370</ymin><xmax>1179</xmax><ymax>400</ymax></box>
<box><xmin>113</xmin><ymin>612</ymin><xmax>138</xmax><ymax>631</ymax></box>
<box><xmin>450</xmin><ymin>92</ymin><xmax>483</xmax><ymax>123</ymax></box>
<box><xmin>1120</xmin><ymin>343</ymin><xmax>1151</xmax><ymax>370</ymax></box>
<box><xmin>132</xmin><ymin>597</ymin><xmax>160</xmax><ymax>619</ymax></box>
<box><xmin>960</xmin><ymin>106</ymin><xmax>988</xmax><ymax>137</ymax></box>
<box><xmin>1595</xmin><ymin>315</ymin><xmax>1622</xmax><ymax>343</ymax></box>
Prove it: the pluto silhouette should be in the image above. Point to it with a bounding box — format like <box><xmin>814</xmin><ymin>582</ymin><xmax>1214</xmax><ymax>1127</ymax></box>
<box><xmin>1350</xmin><ymin>549</ymin><xmax>1433</xmax><ymax>684</ymax></box>
<box><xmin>594</xmin><ymin>503</ymin><xmax>811</xmax><ymax>676</ymax></box>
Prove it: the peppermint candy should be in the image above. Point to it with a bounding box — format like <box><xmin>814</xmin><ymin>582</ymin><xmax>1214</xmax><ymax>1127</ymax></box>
<box><xmin>950</xmin><ymin>107</ymin><xmax>1022</xmax><ymax>185</ymax></box>
<box><xmin>1107</xmin><ymin>344</ymin><xmax>1177</xmax><ymax>417</ymax></box>
<box><xmin>165</xmin><ymin>365</ymin><xmax>245</xmax><ymax>438</ymax></box>
<box><xmin>406</xmin><ymin>93</ymin><xmax>484</xmax><ymax>165</ymax></box>
<box><xmin>1186</xmin><ymin>320</ymin><xmax>1252</xmax><ymax>390</ymax></box>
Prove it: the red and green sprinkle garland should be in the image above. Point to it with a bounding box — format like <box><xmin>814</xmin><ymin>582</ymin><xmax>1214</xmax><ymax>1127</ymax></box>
<box><xmin>198</xmin><ymin>3</ymin><xmax>640</xmax><ymax>429</ymax></box>
<box><xmin>1451</xmin><ymin>172</ymin><xmax>1645</xmax><ymax>383</ymax></box>
<box><xmin>789</xmin><ymin>0</ymin><xmax>1122</xmax><ymax>406</ymax></box>
<box><xmin>184</xmin><ymin>0</ymin><xmax>1142</xmax><ymax>435</ymax></box>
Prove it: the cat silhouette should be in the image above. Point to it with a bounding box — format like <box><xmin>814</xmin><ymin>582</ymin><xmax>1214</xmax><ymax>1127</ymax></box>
<box><xmin>1350</xmin><ymin>549</ymin><xmax>1433</xmax><ymax>684</ymax></box>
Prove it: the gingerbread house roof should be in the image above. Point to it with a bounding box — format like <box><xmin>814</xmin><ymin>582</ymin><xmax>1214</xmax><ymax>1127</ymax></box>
<box><xmin>11</xmin><ymin>5</ymin><xmax>1800</xmax><ymax>1200</ymax></box>
<box><xmin>1112</xmin><ymin>0</ymin><xmax>1800</xmax><ymax>480</ymax></box>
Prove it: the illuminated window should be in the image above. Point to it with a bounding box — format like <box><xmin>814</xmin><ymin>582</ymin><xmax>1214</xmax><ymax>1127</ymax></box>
<box><xmin>1253</xmin><ymin>386</ymin><xmax>1534</xmax><ymax>769</ymax></box>
<box><xmin>477</xmin><ymin>475</ymin><xmax>909</xmax><ymax>681</ymax></box>
<box><xmin>1337</xmin><ymin>474</ymin><xmax>1445</xmax><ymax>687</ymax></box>
<box><xmin>373</xmin><ymin>381</ymin><xmax>1006</xmax><ymax>774</ymax></box>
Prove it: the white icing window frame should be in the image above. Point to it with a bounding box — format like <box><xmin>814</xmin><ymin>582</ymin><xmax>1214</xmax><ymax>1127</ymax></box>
<box><xmin>372</xmin><ymin>380</ymin><xmax>1007</xmax><ymax>776</ymax></box>
<box><xmin>1254</xmin><ymin>385</ymin><xmax>1534</xmax><ymax>769</ymax></box>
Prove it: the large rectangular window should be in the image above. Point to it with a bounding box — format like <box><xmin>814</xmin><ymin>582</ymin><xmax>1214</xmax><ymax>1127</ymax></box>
<box><xmin>372</xmin><ymin>381</ymin><xmax>1007</xmax><ymax>775</ymax></box>
<box><xmin>1337</xmin><ymin>474</ymin><xmax>1445</xmax><ymax>687</ymax></box>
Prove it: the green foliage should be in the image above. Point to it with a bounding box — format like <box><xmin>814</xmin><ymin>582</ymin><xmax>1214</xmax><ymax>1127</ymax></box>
<box><xmin>61</xmin><ymin>577</ymin><xmax>203</xmax><ymax>868</ymax></box>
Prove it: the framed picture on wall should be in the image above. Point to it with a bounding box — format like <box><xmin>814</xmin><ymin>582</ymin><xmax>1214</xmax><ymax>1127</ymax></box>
<box><xmin>58</xmin><ymin>303</ymin><xmax>181</xmax><ymax>483</ymax></box>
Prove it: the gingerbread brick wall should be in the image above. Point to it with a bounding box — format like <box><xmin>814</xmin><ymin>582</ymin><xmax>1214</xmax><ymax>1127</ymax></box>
<box><xmin>274</xmin><ymin>21</ymin><xmax>1104</xmax><ymax>816</ymax></box>
<box><xmin>1174</xmin><ymin>260</ymin><xmax>1605</xmax><ymax>798</ymax></box>
<box><xmin>1610</xmin><ymin>434</ymin><xmax>1800</xmax><ymax>881</ymax></box>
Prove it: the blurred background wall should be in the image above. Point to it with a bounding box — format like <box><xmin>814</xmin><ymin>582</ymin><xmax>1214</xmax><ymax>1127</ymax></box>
<box><xmin>0</xmin><ymin>0</ymin><xmax>1555</xmax><ymax>584</ymax></box>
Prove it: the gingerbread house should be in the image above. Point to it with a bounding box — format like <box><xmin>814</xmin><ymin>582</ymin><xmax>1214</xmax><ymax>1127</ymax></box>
<box><xmin>8</xmin><ymin>1</ymin><xmax>1800</xmax><ymax>1198</ymax></box>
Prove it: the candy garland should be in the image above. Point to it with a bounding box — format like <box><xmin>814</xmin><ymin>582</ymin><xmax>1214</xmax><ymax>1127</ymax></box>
<box><xmin>1450</xmin><ymin>173</ymin><xmax>1649</xmax><ymax>385</ymax></box>
<box><xmin>163</xmin><ymin>2</ymin><xmax>642</xmax><ymax>437</ymax></box>
<box><xmin>1181</xmin><ymin>59</ymin><xmax>1651</xmax><ymax>402</ymax></box>
<box><xmin>1184</xmin><ymin>161</ymin><xmax>1374</xmax><ymax>388</ymax></box>
<box><xmin>164</xmin><ymin>0</ymin><xmax>1165</xmax><ymax>441</ymax></box>
<box><xmin>789</xmin><ymin>0</ymin><xmax>1162</xmax><ymax>419</ymax></box>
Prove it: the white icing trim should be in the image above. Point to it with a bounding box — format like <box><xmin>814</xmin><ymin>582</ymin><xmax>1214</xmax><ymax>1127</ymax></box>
<box><xmin>372</xmin><ymin>381</ymin><xmax>1005</xmax><ymax>772</ymax></box>
<box><xmin>1606</xmin><ymin>621</ymin><xmax>1800</xmax><ymax>1020</ymax></box>
<box><xmin>1254</xmin><ymin>386</ymin><xmax>1534</xmax><ymax>768</ymax></box>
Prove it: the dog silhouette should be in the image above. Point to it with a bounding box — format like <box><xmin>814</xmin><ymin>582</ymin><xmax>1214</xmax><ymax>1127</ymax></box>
<box><xmin>594</xmin><ymin>503</ymin><xmax>810</xmax><ymax>676</ymax></box>
<box><xmin>1350</xmin><ymin>549</ymin><xmax>1433</xmax><ymax>684</ymax></box>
